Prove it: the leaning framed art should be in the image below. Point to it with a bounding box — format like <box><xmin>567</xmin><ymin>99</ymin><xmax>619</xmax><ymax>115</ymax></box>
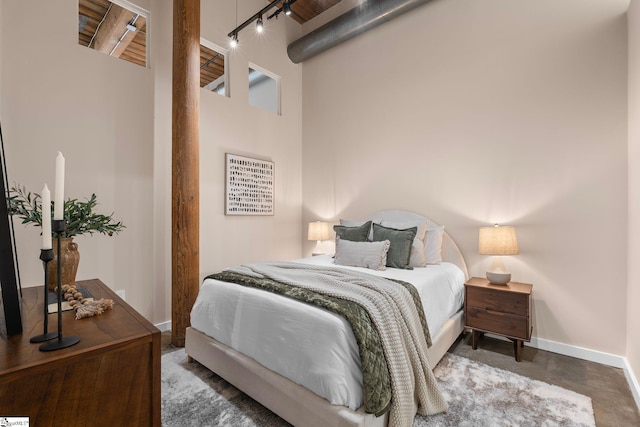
<box><xmin>0</xmin><ymin>120</ymin><xmax>22</xmax><ymax>336</ymax></box>
<box><xmin>225</xmin><ymin>153</ymin><xmax>274</xmax><ymax>216</ymax></box>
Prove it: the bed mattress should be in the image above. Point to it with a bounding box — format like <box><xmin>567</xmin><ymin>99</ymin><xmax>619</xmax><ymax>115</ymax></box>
<box><xmin>190</xmin><ymin>255</ymin><xmax>465</xmax><ymax>411</ymax></box>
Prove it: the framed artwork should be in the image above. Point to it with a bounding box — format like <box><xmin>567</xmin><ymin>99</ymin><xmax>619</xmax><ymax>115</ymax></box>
<box><xmin>0</xmin><ymin>121</ymin><xmax>22</xmax><ymax>336</ymax></box>
<box><xmin>225</xmin><ymin>153</ymin><xmax>274</xmax><ymax>216</ymax></box>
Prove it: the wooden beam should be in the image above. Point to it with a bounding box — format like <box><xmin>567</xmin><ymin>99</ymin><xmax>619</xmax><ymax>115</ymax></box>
<box><xmin>172</xmin><ymin>0</ymin><xmax>200</xmax><ymax>347</ymax></box>
<box><xmin>110</xmin><ymin>16</ymin><xmax>146</xmax><ymax>59</ymax></box>
<box><xmin>92</xmin><ymin>4</ymin><xmax>135</xmax><ymax>56</ymax></box>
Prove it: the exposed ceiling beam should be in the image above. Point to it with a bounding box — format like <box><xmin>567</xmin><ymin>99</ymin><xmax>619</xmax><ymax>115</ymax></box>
<box><xmin>92</xmin><ymin>3</ymin><xmax>140</xmax><ymax>58</ymax></box>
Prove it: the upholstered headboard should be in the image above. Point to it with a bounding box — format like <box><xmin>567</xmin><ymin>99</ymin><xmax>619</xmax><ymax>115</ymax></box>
<box><xmin>366</xmin><ymin>210</ymin><xmax>469</xmax><ymax>279</ymax></box>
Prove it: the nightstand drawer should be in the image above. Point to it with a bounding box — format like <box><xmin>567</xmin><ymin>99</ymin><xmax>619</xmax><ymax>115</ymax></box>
<box><xmin>466</xmin><ymin>306</ymin><xmax>529</xmax><ymax>339</ymax></box>
<box><xmin>466</xmin><ymin>286</ymin><xmax>528</xmax><ymax>316</ymax></box>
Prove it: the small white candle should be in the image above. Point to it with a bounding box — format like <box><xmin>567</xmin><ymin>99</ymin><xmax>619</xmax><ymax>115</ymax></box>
<box><xmin>54</xmin><ymin>152</ymin><xmax>65</xmax><ymax>220</ymax></box>
<box><xmin>41</xmin><ymin>184</ymin><xmax>52</xmax><ymax>250</ymax></box>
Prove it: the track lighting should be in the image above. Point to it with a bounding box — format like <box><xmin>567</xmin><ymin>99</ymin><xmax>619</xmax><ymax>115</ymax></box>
<box><xmin>256</xmin><ymin>16</ymin><xmax>264</xmax><ymax>33</ymax></box>
<box><xmin>227</xmin><ymin>0</ymin><xmax>297</xmax><ymax>45</ymax></box>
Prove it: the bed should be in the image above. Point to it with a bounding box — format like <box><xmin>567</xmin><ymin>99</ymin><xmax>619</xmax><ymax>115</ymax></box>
<box><xmin>185</xmin><ymin>210</ymin><xmax>469</xmax><ymax>427</ymax></box>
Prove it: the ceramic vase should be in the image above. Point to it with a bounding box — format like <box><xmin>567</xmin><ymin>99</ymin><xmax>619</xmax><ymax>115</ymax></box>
<box><xmin>47</xmin><ymin>237</ymin><xmax>79</xmax><ymax>291</ymax></box>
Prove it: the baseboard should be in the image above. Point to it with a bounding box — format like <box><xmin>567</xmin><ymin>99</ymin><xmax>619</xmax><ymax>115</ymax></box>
<box><xmin>527</xmin><ymin>336</ymin><xmax>626</xmax><ymax>368</ymax></box>
<box><xmin>479</xmin><ymin>332</ymin><xmax>626</xmax><ymax>367</ymax></box>
<box><xmin>624</xmin><ymin>358</ymin><xmax>640</xmax><ymax>411</ymax></box>
<box><xmin>154</xmin><ymin>320</ymin><xmax>171</xmax><ymax>332</ymax></box>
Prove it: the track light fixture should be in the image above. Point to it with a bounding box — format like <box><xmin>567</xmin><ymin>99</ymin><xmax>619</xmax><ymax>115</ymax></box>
<box><xmin>256</xmin><ymin>16</ymin><xmax>264</xmax><ymax>33</ymax></box>
<box><xmin>229</xmin><ymin>32</ymin><xmax>238</xmax><ymax>48</ymax></box>
<box><xmin>227</xmin><ymin>0</ymin><xmax>297</xmax><ymax>45</ymax></box>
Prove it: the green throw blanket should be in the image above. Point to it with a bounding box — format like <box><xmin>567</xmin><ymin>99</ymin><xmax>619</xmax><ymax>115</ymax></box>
<box><xmin>207</xmin><ymin>265</ymin><xmax>432</xmax><ymax>417</ymax></box>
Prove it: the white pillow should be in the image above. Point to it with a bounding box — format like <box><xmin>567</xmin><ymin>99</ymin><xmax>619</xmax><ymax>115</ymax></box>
<box><xmin>425</xmin><ymin>225</ymin><xmax>445</xmax><ymax>264</ymax></box>
<box><xmin>334</xmin><ymin>238</ymin><xmax>390</xmax><ymax>271</ymax></box>
<box><xmin>380</xmin><ymin>220</ymin><xmax>428</xmax><ymax>267</ymax></box>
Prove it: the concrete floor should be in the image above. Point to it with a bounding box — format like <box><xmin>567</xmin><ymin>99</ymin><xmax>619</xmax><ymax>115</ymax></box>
<box><xmin>449</xmin><ymin>333</ymin><xmax>640</xmax><ymax>427</ymax></box>
<box><xmin>162</xmin><ymin>331</ymin><xmax>640</xmax><ymax>426</ymax></box>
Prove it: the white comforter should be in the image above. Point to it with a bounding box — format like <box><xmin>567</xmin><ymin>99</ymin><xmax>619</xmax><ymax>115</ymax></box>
<box><xmin>190</xmin><ymin>255</ymin><xmax>465</xmax><ymax>411</ymax></box>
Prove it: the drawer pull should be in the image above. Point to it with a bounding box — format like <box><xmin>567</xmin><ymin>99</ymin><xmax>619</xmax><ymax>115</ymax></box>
<box><xmin>485</xmin><ymin>308</ymin><xmax>505</xmax><ymax>316</ymax></box>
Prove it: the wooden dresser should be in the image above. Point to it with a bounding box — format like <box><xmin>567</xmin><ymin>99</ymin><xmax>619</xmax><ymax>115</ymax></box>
<box><xmin>464</xmin><ymin>277</ymin><xmax>532</xmax><ymax>362</ymax></box>
<box><xmin>0</xmin><ymin>279</ymin><xmax>160</xmax><ymax>426</ymax></box>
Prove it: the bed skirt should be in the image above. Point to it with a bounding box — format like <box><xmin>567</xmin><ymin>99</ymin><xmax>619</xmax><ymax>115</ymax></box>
<box><xmin>185</xmin><ymin>310</ymin><xmax>464</xmax><ymax>427</ymax></box>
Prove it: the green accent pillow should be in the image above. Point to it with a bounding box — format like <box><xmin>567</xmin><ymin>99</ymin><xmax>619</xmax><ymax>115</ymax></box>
<box><xmin>333</xmin><ymin>221</ymin><xmax>371</xmax><ymax>242</ymax></box>
<box><xmin>371</xmin><ymin>223</ymin><xmax>417</xmax><ymax>269</ymax></box>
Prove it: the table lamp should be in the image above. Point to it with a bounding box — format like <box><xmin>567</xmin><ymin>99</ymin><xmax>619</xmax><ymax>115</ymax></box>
<box><xmin>479</xmin><ymin>224</ymin><xmax>519</xmax><ymax>285</ymax></box>
<box><xmin>308</xmin><ymin>221</ymin><xmax>330</xmax><ymax>256</ymax></box>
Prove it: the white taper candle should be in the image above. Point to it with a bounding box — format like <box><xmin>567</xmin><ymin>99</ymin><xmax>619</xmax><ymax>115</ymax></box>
<box><xmin>54</xmin><ymin>152</ymin><xmax>65</xmax><ymax>220</ymax></box>
<box><xmin>41</xmin><ymin>184</ymin><xmax>52</xmax><ymax>250</ymax></box>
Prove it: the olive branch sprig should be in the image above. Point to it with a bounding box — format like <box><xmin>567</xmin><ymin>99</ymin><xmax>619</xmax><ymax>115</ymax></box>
<box><xmin>7</xmin><ymin>184</ymin><xmax>125</xmax><ymax>238</ymax></box>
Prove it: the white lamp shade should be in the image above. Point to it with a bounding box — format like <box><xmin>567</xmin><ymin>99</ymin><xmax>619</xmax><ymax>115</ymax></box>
<box><xmin>479</xmin><ymin>225</ymin><xmax>519</xmax><ymax>255</ymax></box>
<box><xmin>308</xmin><ymin>221</ymin><xmax>330</xmax><ymax>241</ymax></box>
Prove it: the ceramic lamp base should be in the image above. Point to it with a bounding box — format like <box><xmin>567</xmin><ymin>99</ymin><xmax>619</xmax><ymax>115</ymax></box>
<box><xmin>311</xmin><ymin>240</ymin><xmax>324</xmax><ymax>256</ymax></box>
<box><xmin>486</xmin><ymin>256</ymin><xmax>511</xmax><ymax>285</ymax></box>
<box><xmin>486</xmin><ymin>271</ymin><xmax>511</xmax><ymax>285</ymax></box>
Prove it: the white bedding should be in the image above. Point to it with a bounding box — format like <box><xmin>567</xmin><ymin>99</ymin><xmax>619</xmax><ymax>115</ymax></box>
<box><xmin>190</xmin><ymin>255</ymin><xmax>465</xmax><ymax>411</ymax></box>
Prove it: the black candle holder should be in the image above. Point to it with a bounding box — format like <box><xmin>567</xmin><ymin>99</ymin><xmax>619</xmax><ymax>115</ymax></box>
<box><xmin>39</xmin><ymin>219</ymin><xmax>80</xmax><ymax>352</ymax></box>
<box><xmin>29</xmin><ymin>248</ymin><xmax>57</xmax><ymax>343</ymax></box>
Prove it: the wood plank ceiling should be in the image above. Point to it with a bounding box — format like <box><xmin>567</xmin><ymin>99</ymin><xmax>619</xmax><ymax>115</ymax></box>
<box><xmin>78</xmin><ymin>0</ymin><xmax>341</xmax><ymax>84</ymax></box>
<box><xmin>284</xmin><ymin>0</ymin><xmax>342</xmax><ymax>25</ymax></box>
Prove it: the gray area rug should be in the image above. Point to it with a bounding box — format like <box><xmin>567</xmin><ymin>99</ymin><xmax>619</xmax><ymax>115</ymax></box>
<box><xmin>162</xmin><ymin>349</ymin><xmax>596</xmax><ymax>426</ymax></box>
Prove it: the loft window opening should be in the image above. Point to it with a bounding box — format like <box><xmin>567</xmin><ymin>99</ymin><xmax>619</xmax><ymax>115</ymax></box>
<box><xmin>78</xmin><ymin>0</ymin><xmax>150</xmax><ymax>68</ymax></box>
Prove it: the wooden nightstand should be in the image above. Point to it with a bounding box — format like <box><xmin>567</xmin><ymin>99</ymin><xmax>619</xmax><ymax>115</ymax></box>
<box><xmin>464</xmin><ymin>277</ymin><xmax>532</xmax><ymax>362</ymax></box>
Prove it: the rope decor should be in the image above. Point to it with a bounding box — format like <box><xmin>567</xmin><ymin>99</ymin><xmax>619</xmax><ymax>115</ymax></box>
<box><xmin>60</xmin><ymin>284</ymin><xmax>114</xmax><ymax>320</ymax></box>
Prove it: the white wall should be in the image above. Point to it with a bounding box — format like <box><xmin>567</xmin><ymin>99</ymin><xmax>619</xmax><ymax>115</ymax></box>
<box><xmin>151</xmin><ymin>0</ymin><xmax>173</xmax><ymax>327</ymax></box>
<box><xmin>197</xmin><ymin>0</ymin><xmax>302</xmax><ymax>274</ymax></box>
<box><xmin>301</xmin><ymin>0</ymin><xmax>629</xmax><ymax>355</ymax></box>
<box><xmin>0</xmin><ymin>0</ymin><xmax>303</xmax><ymax>326</ymax></box>
<box><xmin>1</xmin><ymin>0</ymin><xmax>155</xmax><ymax>319</ymax></box>
<box><xmin>627</xmin><ymin>0</ymin><xmax>640</xmax><ymax>405</ymax></box>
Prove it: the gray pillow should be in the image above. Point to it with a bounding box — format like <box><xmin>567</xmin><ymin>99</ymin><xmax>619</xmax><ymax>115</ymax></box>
<box><xmin>333</xmin><ymin>221</ymin><xmax>371</xmax><ymax>242</ymax></box>
<box><xmin>334</xmin><ymin>238</ymin><xmax>390</xmax><ymax>270</ymax></box>
<box><xmin>371</xmin><ymin>223</ymin><xmax>417</xmax><ymax>269</ymax></box>
<box><xmin>340</xmin><ymin>219</ymin><xmax>377</xmax><ymax>240</ymax></box>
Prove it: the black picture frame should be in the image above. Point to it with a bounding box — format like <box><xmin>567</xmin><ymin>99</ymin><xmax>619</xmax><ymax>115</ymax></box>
<box><xmin>0</xmin><ymin>121</ymin><xmax>22</xmax><ymax>336</ymax></box>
